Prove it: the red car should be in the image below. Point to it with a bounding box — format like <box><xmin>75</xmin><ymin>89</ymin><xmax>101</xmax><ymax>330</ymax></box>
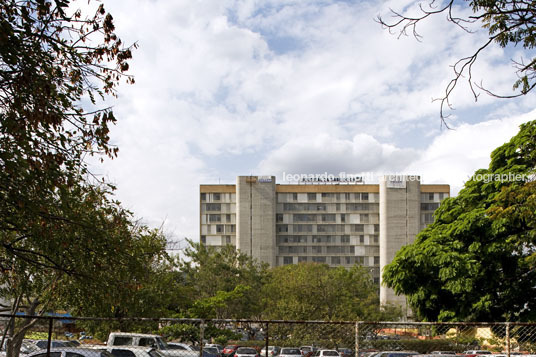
<box><xmin>223</xmin><ymin>345</ymin><xmax>241</xmax><ymax>357</ymax></box>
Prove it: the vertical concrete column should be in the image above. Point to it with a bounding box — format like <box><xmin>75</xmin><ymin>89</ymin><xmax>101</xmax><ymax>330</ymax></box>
<box><xmin>379</xmin><ymin>175</ymin><xmax>421</xmax><ymax>317</ymax></box>
<box><xmin>236</xmin><ymin>176</ymin><xmax>277</xmax><ymax>266</ymax></box>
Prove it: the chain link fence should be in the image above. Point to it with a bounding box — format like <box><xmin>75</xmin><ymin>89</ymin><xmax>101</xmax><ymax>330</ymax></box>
<box><xmin>2</xmin><ymin>315</ymin><xmax>536</xmax><ymax>357</ymax></box>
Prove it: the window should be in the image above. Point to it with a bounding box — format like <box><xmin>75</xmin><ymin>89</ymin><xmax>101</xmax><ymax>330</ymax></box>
<box><xmin>312</xmin><ymin>256</ymin><xmax>326</xmax><ymax>263</ymax></box>
<box><xmin>341</xmin><ymin>235</ymin><xmax>350</xmax><ymax>243</ymax></box>
<box><xmin>341</xmin><ymin>214</ymin><xmax>346</xmax><ymax>223</ymax></box>
<box><xmin>294</xmin><ymin>214</ymin><xmax>315</xmax><ymax>222</ymax></box>
<box><xmin>298</xmin><ymin>256</ymin><xmax>308</xmax><ymax>263</ymax></box>
<box><xmin>421</xmin><ymin>203</ymin><xmax>440</xmax><ymax>210</ymax></box>
<box><xmin>439</xmin><ymin>192</ymin><xmax>445</xmax><ymax>200</ymax></box>
<box><xmin>327</xmin><ymin>246</ymin><xmax>341</xmax><ymax>254</ymax></box>
<box><xmin>292</xmin><ymin>193</ymin><xmax>298</xmax><ymax>200</ymax></box>
<box><xmin>321</xmin><ymin>214</ymin><xmax>336</xmax><ymax>222</ymax></box>
<box><xmin>374</xmin><ymin>256</ymin><xmax>380</xmax><ymax>265</ymax></box>
<box><xmin>205</xmin><ymin>203</ymin><xmax>221</xmax><ymax>211</ymax></box>
<box><xmin>312</xmin><ymin>246</ymin><xmax>323</xmax><ymax>253</ymax></box>
<box><xmin>225</xmin><ymin>235</ymin><xmax>231</xmax><ymax>244</ymax></box>
<box><xmin>373</xmin><ymin>277</ymin><xmax>380</xmax><ymax>284</ymax></box>
<box><xmin>424</xmin><ymin>213</ymin><xmax>434</xmax><ymax>223</ymax></box>
<box><xmin>352</xmin><ymin>224</ymin><xmax>364</xmax><ymax>233</ymax></box>
<box><xmin>201</xmin><ymin>235</ymin><xmax>206</xmax><ymax>244</ymax></box>
<box><xmin>230</xmin><ymin>225</ymin><xmax>236</xmax><ymax>233</ymax></box>
<box><xmin>283</xmin><ymin>256</ymin><xmax>293</xmax><ymax>265</ymax></box>
<box><xmin>201</xmin><ymin>193</ymin><xmax>206</xmax><ymax>201</ymax></box>
<box><xmin>139</xmin><ymin>338</ymin><xmax>156</xmax><ymax>347</ymax></box>
<box><xmin>213</xmin><ymin>193</ymin><xmax>221</xmax><ymax>201</ymax></box>
<box><xmin>226</xmin><ymin>214</ymin><xmax>231</xmax><ymax>223</ymax></box>
<box><xmin>294</xmin><ymin>224</ymin><xmax>313</xmax><ymax>232</ymax></box>
<box><xmin>372</xmin><ymin>235</ymin><xmax>379</xmax><ymax>244</ymax></box>
<box><xmin>208</xmin><ymin>214</ymin><xmax>221</xmax><ymax>222</ymax></box>
<box><xmin>356</xmin><ymin>256</ymin><xmax>365</xmax><ymax>265</ymax></box>
<box><xmin>111</xmin><ymin>337</ymin><xmax>133</xmax><ymax>346</ymax></box>
<box><xmin>277</xmin><ymin>224</ymin><xmax>289</xmax><ymax>233</ymax></box>
<box><xmin>331</xmin><ymin>256</ymin><xmax>340</xmax><ymax>265</ymax></box>
<box><xmin>429</xmin><ymin>193</ymin><xmax>434</xmax><ymax>201</ymax></box>
<box><xmin>345</xmin><ymin>193</ymin><xmax>351</xmax><ymax>200</ymax></box>
<box><xmin>361</xmin><ymin>193</ymin><xmax>369</xmax><ymax>201</ymax></box>
<box><xmin>359</xmin><ymin>235</ymin><xmax>365</xmax><ymax>244</ymax></box>
<box><xmin>216</xmin><ymin>225</ymin><xmax>223</xmax><ymax>233</ymax></box>
<box><xmin>276</xmin><ymin>214</ymin><xmax>283</xmax><ymax>222</ymax></box>
<box><xmin>374</xmin><ymin>224</ymin><xmax>380</xmax><ymax>233</ymax></box>
<box><xmin>361</xmin><ymin>213</ymin><xmax>369</xmax><ymax>223</ymax></box>
<box><xmin>307</xmin><ymin>193</ymin><xmax>316</xmax><ymax>201</ymax></box>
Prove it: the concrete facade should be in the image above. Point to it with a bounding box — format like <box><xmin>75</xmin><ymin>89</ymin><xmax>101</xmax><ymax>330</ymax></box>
<box><xmin>200</xmin><ymin>175</ymin><xmax>449</xmax><ymax>311</ymax></box>
<box><xmin>379</xmin><ymin>175</ymin><xmax>421</xmax><ymax>315</ymax></box>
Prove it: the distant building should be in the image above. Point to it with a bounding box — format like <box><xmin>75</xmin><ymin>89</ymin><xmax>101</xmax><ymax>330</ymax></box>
<box><xmin>200</xmin><ymin>175</ymin><xmax>449</xmax><ymax>312</ymax></box>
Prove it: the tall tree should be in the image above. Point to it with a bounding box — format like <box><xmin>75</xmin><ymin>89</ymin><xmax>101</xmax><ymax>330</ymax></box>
<box><xmin>179</xmin><ymin>241</ymin><xmax>269</xmax><ymax>319</ymax></box>
<box><xmin>383</xmin><ymin>120</ymin><xmax>536</xmax><ymax>321</ymax></box>
<box><xmin>378</xmin><ymin>0</ymin><xmax>536</xmax><ymax>124</ymax></box>
<box><xmin>263</xmin><ymin>262</ymin><xmax>400</xmax><ymax>321</ymax></box>
<box><xmin>0</xmin><ymin>0</ymin><xmax>167</xmax><ymax>356</ymax></box>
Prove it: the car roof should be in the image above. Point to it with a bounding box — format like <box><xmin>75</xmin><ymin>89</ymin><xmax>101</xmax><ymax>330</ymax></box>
<box><xmin>111</xmin><ymin>333</ymin><xmax>160</xmax><ymax>338</ymax></box>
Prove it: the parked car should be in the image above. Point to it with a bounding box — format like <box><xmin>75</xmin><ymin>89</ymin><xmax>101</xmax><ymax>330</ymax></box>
<box><xmin>235</xmin><ymin>348</ymin><xmax>259</xmax><ymax>357</ymax></box>
<box><xmin>27</xmin><ymin>348</ymin><xmax>114</xmax><ymax>357</ymax></box>
<box><xmin>300</xmin><ymin>347</ymin><xmax>317</xmax><ymax>357</ymax></box>
<box><xmin>337</xmin><ymin>349</ymin><xmax>353</xmax><ymax>357</ymax></box>
<box><xmin>430</xmin><ymin>353</ymin><xmax>456</xmax><ymax>355</ymax></box>
<box><xmin>279</xmin><ymin>348</ymin><xmax>302</xmax><ymax>357</ymax></box>
<box><xmin>204</xmin><ymin>347</ymin><xmax>222</xmax><ymax>357</ymax></box>
<box><xmin>259</xmin><ymin>347</ymin><xmax>280</xmax><ymax>357</ymax></box>
<box><xmin>223</xmin><ymin>345</ymin><xmax>241</xmax><ymax>357</ymax></box>
<box><xmin>166</xmin><ymin>343</ymin><xmax>196</xmax><ymax>351</ymax></box>
<box><xmin>371</xmin><ymin>351</ymin><xmax>419</xmax><ymax>357</ymax></box>
<box><xmin>463</xmin><ymin>352</ymin><xmax>491</xmax><ymax>356</ymax></box>
<box><xmin>107</xmin><ymin>346</ymin><xmax>167</xmax><ymax>357</ymax></box>
<box><xmin>312</xmin><ymin>350</ymin><xmax>340</xmax><ymax>357</ymax></box>
<box><xmin>205</xmin><ymin>345</ymin><xmax>224</xmax><ymax>354</ymax></box>
<box><xmin>35</xmin><ymin>341</ymin><xmax>80</xmax><ymax>349</ymax></box>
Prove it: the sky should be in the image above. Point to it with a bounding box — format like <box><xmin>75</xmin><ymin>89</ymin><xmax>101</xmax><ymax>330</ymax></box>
<box><xmin>85</xmin><ymin>0</ymin><xmax>536</xmax><ymax>246</ymax></box>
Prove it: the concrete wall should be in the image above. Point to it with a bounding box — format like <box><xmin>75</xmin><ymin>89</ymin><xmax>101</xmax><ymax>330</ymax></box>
<box><xmin>236</xmin><ymin>176</ymin><xmax>277</xmax><ymax>266</ymax></box>
<box><xmin>379</xmin><ymin>175</ymin><xmax>421</xmax><ymax>317</ymax></box>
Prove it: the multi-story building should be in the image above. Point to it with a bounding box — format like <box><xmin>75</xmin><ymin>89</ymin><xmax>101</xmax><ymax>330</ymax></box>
<box><xmin>200</xmin><ymin>175</ymin><xmax>449</xmax><ymax>311</ymax></box>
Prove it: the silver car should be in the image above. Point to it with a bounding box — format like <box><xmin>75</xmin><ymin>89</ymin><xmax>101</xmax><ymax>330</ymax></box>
<box><xmin>235</xmin><ymin>348</ymin><xmax>259</xmax><ymax>357</ymax></box>
<box><xmin>27</xmin><ymin>348</ymin><xmax>115</xmax><ymax>357</ymax></box>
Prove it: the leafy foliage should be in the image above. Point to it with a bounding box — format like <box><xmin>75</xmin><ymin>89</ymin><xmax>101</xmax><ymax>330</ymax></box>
<box><xmin>383</xmin><ymin>120</ymin><xmax>536</xmax><ymax>321</ymax></box>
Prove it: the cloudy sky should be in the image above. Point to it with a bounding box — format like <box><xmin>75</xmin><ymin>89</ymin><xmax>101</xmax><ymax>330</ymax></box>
<box><xmin>86</xmin><ymin>0</ymin><xmax>536</xmax><ymax>245</ymax></box>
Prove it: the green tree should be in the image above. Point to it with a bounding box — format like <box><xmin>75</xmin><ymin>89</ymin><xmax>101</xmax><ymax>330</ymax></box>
<box><xmin>179</xmin><ymin>241</ymin><xmax>269</xmax><ymax>319</ymax></box>
<box><xmin>0</xmin><ymin>0</ymin><xmax>168</xmax><ymax>355</ymax></box>
<box><xmin>378</xmin><ymin>0</ymin><xmax>536</xmax><ymax>124</ymax></box>
<box><xmin>263</xmin><ymin>262</ymin><xmax>400</xmax><ymax>321</ymax></box>
<box><xmin>1</xmin><ymin>0</ymin><xmax>135</xmax><ymax>273</ymax></box>
<box><xmin>383</xmin><ymin>120</ymin><xmax>536</xmax><ymax>321</ymax></box>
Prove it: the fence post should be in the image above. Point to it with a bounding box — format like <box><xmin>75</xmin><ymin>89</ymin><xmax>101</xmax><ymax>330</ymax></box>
<box><xmin>46</xmin><ymin>317</ymin><xmax>53</xmax><ymax>357</ymax></box>
<box><xmin>506</xmin><ymin>323</ymin><xmax>510</xmax><ymax>357</ymax></box>
<box><xmin>265</xmin><ymin>322</ymin><xmax>269</xmax><ymax>357</ymax></box>
<box><xmin>355</xmin><ymin>322</ymin><xmax>359</xmax><ymax>357</ymax></box>
<box><xmin>455</xmin><ymin>326</ymin><xmax>459</xmax><ymax>352</ymax></box>
<box><xmin>199</xmin><ymin>320</ymin><xmax>205</xmax><ymax>357</ymax></box>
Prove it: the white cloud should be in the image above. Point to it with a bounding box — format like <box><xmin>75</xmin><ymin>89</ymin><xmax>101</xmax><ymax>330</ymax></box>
<box><xmin>404</xmin><ymin>110</ymin><xmax>536</xmax><ymax>194</ymax></box>
<box><xmin>258</xmin><ymin>133</ymin><xmax>418</xmax><ymax>178</ymax></box>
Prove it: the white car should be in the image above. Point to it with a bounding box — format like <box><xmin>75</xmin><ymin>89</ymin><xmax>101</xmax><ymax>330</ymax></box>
<box><xmin>312</xmin><ymin>350</ymin><xmax>340</xmax><ymax>357</ymax></box>
<box><xmin>279</xmin><ymin>348</ymin><xmax>302</xmax><ymax>357</ymax></box>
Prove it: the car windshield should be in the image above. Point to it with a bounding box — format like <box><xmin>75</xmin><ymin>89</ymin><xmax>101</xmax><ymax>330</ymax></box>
<box><xmin>237</xmin><ymin>348</ymin><xmax>257</xmax><ymax>354</ymax></box>
<box><xmin>155</xmin><ymin>337</ymin><xmax>168</xmax><ymax>350</ymax></box>
<box><xmin>282</xmin><ymin>349</ymin><xmax>301</xmax><ymax>355</ymax></box>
